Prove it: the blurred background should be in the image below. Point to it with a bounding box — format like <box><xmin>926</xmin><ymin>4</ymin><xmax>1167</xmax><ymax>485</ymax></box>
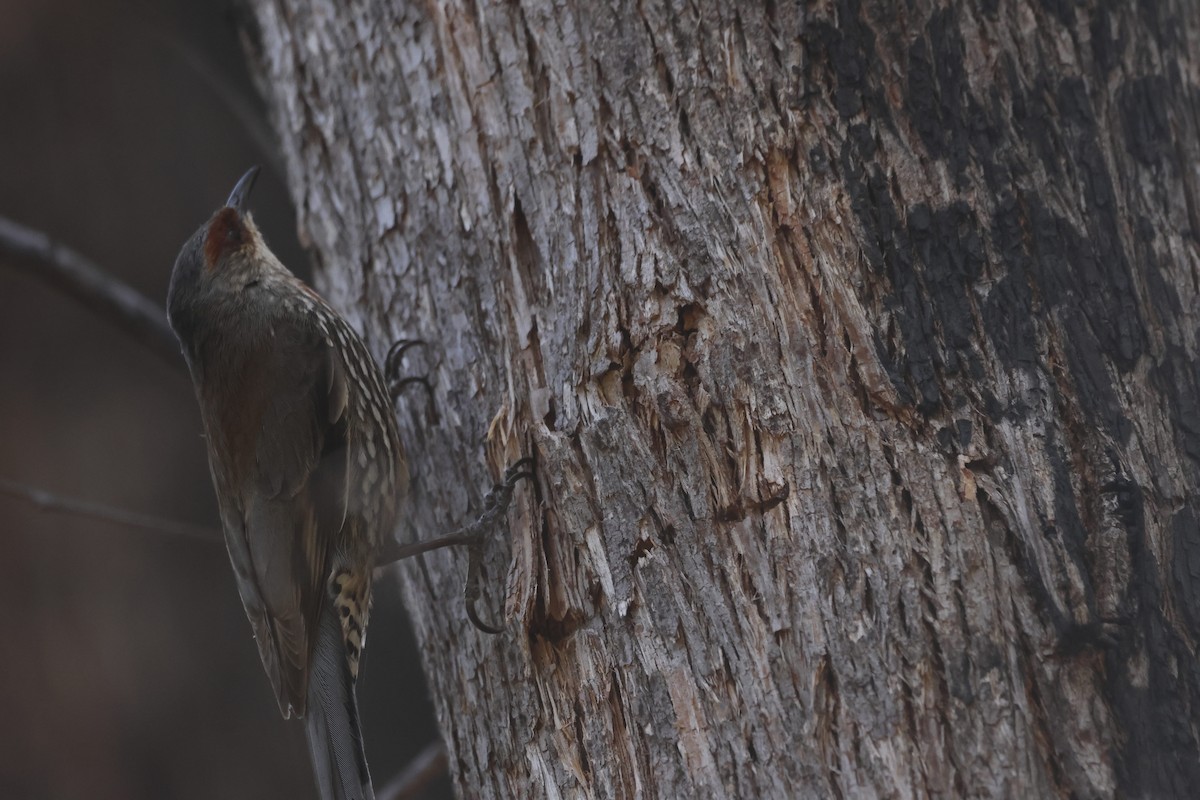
<box><xmin>0</xmin><ymin>1</ymin><xmax>449</xmax><ymax>797</ymax></box>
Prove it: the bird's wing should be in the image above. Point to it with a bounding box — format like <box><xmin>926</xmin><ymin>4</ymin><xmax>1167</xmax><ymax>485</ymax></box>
<box><xmin>220</xmin><ymin>315</ymin><xmax>351</xmax><ymax>719</ymax></box>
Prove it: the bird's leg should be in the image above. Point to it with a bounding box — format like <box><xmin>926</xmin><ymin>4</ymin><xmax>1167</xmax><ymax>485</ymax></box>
<box><xmin>377</xmin><ymin>458</ymin><xmax>536</xmax><ymax>633</ymax></box>
<box><xmin>386</xmin><ymin>338</ymin><xmax>438</xmax><ymax>425</ymax></box>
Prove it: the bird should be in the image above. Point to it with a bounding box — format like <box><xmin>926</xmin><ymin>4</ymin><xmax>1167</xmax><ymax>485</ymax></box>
<box><xmin>167</xmin><ymin>166</ymin><xmax>401</xmax><ymax>800</ymax></box>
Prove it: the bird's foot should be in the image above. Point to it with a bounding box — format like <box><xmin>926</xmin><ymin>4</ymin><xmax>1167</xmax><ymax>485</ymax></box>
<box><xmin>376</xmin><ymin>457</ymin><xmax>536</xmax><ymax>633</ymax></box>
<box><xmin>463</xmin><ymin>457</ymin><xmax>535</xmax><ymax>633</ymax></box>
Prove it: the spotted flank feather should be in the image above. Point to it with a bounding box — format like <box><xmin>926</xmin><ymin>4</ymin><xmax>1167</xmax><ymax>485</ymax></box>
<box><xmin>330</xmin><ymin>568</ymin><xmax>372</xmax><ymax>680</ymax></box>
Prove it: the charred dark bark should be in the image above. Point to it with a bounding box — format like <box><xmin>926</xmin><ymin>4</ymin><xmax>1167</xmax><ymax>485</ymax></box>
<box><xmin>246</xmin><ymin>0</ymin><xmax>1200</xmax><ymax>796</ymax></box>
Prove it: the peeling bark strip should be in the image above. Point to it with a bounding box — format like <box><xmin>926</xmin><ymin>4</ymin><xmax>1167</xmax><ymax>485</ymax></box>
<box><xmin>246</xmin><ymin>1</ymin><xmax>1200</xmax><ymax>797</ymax></box>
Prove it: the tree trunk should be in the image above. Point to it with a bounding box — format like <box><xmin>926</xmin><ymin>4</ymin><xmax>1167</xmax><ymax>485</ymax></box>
<box><xmin>243</xmin><ymin>0</ymin><xmax>1200</xmax><ymax>796</ymax></box>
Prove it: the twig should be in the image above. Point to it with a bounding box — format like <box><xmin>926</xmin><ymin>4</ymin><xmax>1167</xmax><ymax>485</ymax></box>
<box><xmin>0</xmin><ymin>215</ymin><xmax>184</xmax><ymax>370</ymax></box>
<box><xmin>0</xmin><ymin>478</ymin><xmax>220</xmax><ymax>543</ymax></box>
<box><xmin>378</xmin><ymin>741</ymin><xmax>448</xmax><ymax>800</ymax></box>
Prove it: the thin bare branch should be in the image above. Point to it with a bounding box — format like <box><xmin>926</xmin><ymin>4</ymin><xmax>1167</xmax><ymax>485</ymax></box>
<box><xmin>0</xmin><ymin>478</ymin><xmax>218</xmax><ymax>543</ymax></box>
<box><xmin>0</xmin><ymin>214</ymin><xmax>183</xmax><ymax>370</ymax></box>
<box><xmin>378</xmin><ymin>741</ymin><xmax>448</xmax><ymax>800</ymax></box>
<box><xmin>0</xmin><ymin>478</ymin><xmax>479</xmax><ymax>576</ymax></box>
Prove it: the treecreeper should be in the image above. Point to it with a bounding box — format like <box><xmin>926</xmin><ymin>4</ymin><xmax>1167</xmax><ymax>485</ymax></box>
<box><xmin>167</xmin><ymin>167</ymin><xmax>533</xmax><ymax>800</ymax></box>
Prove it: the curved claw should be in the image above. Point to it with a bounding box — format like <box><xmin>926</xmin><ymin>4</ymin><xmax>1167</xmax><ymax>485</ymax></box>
<box><xmin>464</xmin><ymin>532</ymin><xmax>505</xmax><ymax>634</ymax></box>
<box><xmin>385</xmin><ymin>338</ymin><xmax>426</xmax><ymax>381</ymax></box>
<box><xmin>482</xmin><ymin>476</ymin><xmax>531</xmax><ymax>512</ymax></box>
<box><xmin>465</xmin><ymin>594</ymin><xmax>505</xmax><ymax>634</ymax></box>
<box><xmin>389</xmin><ymin>375</ymin><xmax>433</xmax><ymax>402</ymax></box>
<box><xmin>505</xmin><ymin>470</ymin><xmax>536</xmax><ymax>487</ymax></box>
<box><xmin>386</xmin><ymin>340</ymin><xmax>440</xmax><ymax>425</ymax></box>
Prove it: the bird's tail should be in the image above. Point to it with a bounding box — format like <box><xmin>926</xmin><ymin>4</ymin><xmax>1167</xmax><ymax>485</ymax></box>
<box><xmin>305</xmin><ymin>603</ymin><xmax>374</xmax><ymax>800</ymax></box>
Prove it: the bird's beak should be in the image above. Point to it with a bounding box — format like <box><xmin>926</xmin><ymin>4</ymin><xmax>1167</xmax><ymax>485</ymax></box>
<box><xmin>225</xmin><ymin>166</ymin><xmax>261</xmax><ymax>213</ymax></box>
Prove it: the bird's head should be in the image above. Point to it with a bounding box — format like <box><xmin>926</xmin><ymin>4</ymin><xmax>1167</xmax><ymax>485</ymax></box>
<box><xmin>167</xmin><ymin>166</ymin><xmax>272</xmax><ymax>342</ymax></box>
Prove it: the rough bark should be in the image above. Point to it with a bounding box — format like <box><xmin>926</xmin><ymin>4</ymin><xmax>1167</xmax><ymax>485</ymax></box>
<box><xmin>244</xmin><ymin>0</ymin><xmax>1200</xmax><ymax>797</ymax></box>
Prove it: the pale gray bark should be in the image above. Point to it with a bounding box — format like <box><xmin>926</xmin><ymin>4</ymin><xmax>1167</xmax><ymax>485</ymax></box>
<box><xmin>244</xmin><ymin>1</ymin><xmax>1200</xmax><ymax>797</ymax></box>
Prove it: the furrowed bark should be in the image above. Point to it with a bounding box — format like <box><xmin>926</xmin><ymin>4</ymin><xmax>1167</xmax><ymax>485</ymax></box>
<box><xmin>245</xmin><ymin>1</ymin><xmax>1200</xmax><ymax>796</ymax></box>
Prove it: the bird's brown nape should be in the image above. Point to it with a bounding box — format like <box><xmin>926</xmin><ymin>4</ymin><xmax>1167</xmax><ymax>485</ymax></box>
<box><xmin>204</xmin><ymin>207</ymin><xmax>247</xmax><ymax>269</ymax></box>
